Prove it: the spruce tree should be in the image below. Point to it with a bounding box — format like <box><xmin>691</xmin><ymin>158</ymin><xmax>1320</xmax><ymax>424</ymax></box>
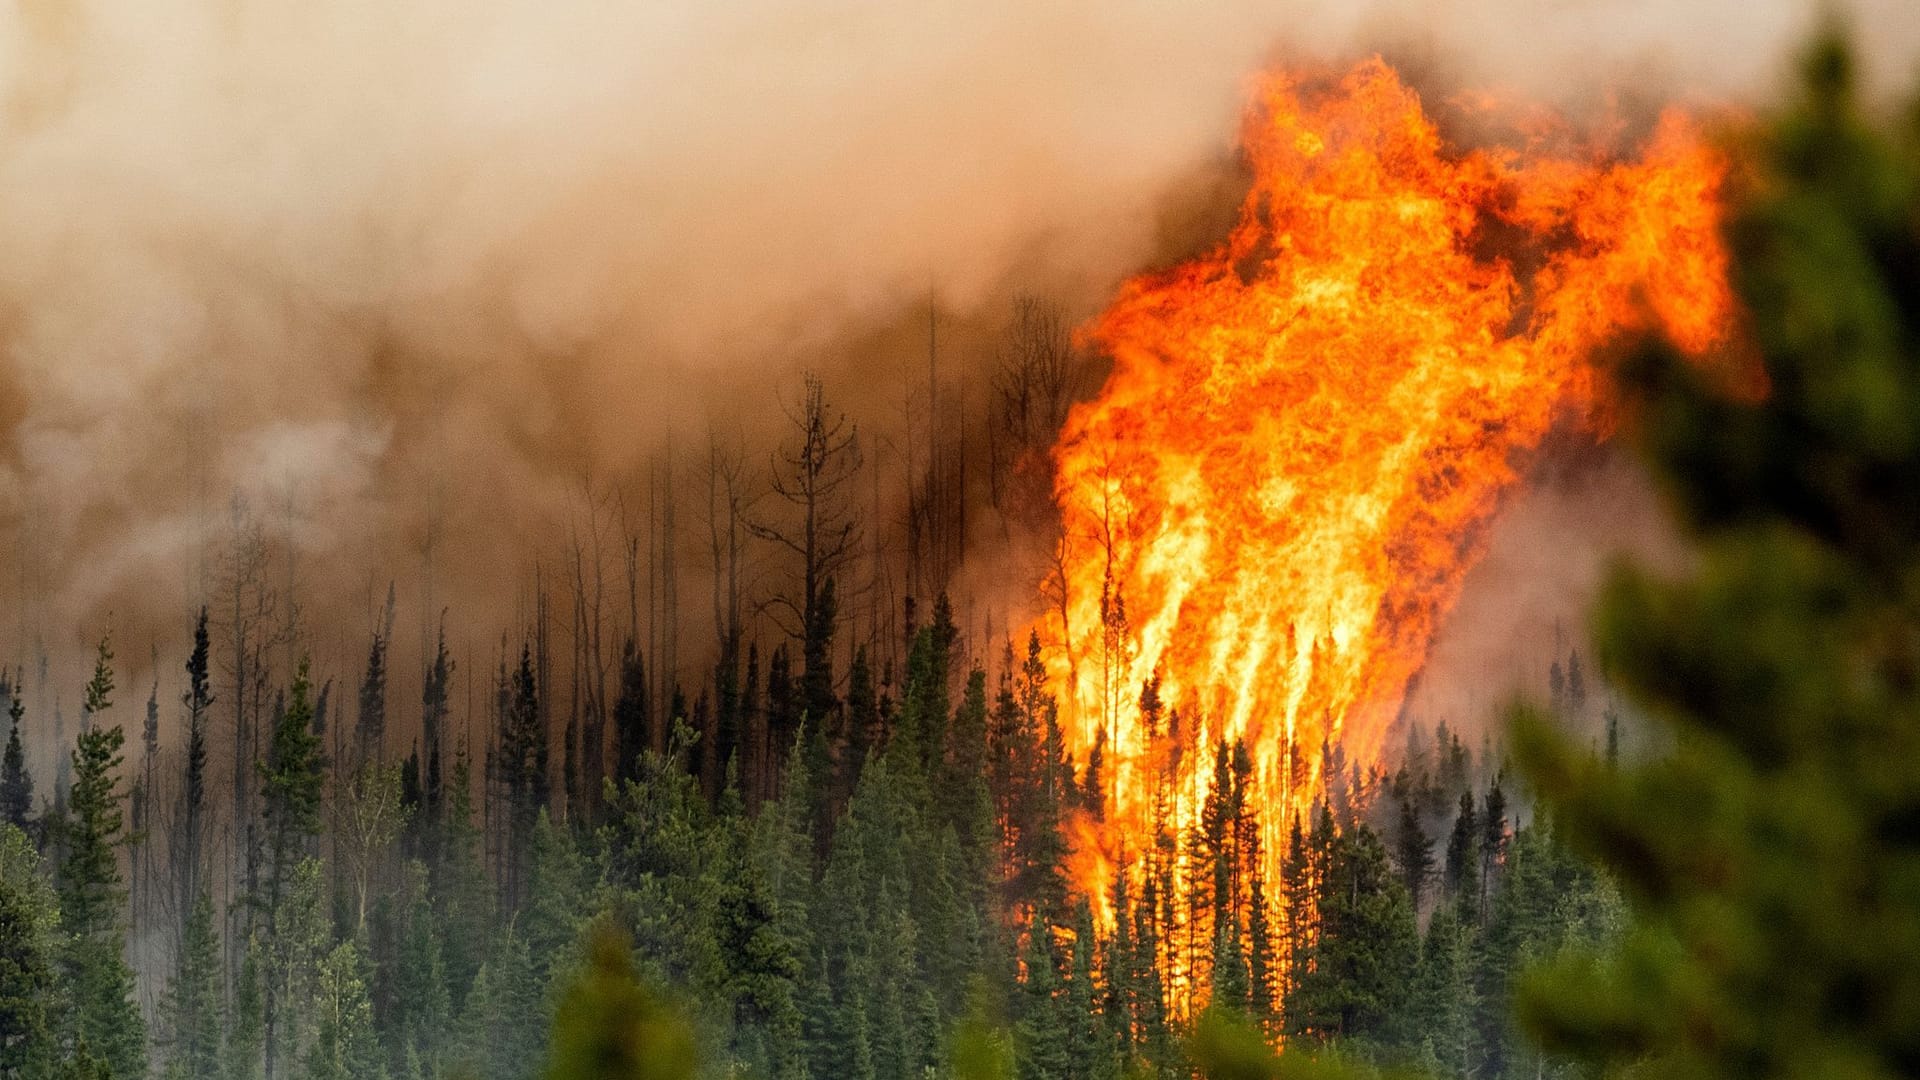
<box><xmin>1442</xmin><ymin>791</ymin><xmax>1478</xmax><ymax>917</ymax></box>
<box><xmin>225</xmin><ymin>941</ymin><xmax>266</xmax><ymax>1080</ymax></box>
<box><xmin>611</xmin><ymin>640</ymin><xmax>649</xmax><ymax>789</ymax></box>
<box><xmin>258</xmin><ymin>661</ymin><xmax>326</xmax><ymax>1080</ymax></box>
<box><xmin>0</xmin><ymin>839</ymin><xmax>58</xmax><ymax>1080</ymax></box>
<box><xmin>53</xmin><ymin>638</ymin><xmax>144</xmax><ymax>1080</ymax></box>
<box><xmin>1394</xmin><ymin>795</ymin><xmax>1434</xmax><ymax>912</ymax></box>
<box><xmin>160</xmin><ymin>891</ymin><xmax>222</xmax><ymax>1080</ymax></box>
<box><xmin>1014</xmin><ymin>913</ymin><xmax>1069</xmax><ymax>1080</ymax></box>
<box><xmin>2</xmin><ymin>696</ymin><xmax>31</xmax><ymax>831</ymax></box>
<box><xmin>177</xmin><ymin>609</ymin><xmax>213</xmax><ymax>945</ymax></box>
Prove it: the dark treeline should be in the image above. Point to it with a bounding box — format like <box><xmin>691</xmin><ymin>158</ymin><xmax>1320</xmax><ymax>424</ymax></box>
<box><xmin>0</xmin><ymin>218</ymin><xmax>1620</xmax><ymax>1080</ymax></box>
<box><xmin>0</xmin><ymin>538</ymin><xmax>1621</xmax><ymax>1080</ymax></box>
<box><xmin>3</xmin><ymin>23</ymin><xmax>1915</xmax><ymax>1080</ymax></box>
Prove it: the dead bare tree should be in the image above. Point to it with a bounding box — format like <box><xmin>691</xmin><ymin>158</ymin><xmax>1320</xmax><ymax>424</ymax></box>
<box><xmin>213</xmin><ymin>493</ymin><xmax>289</xmax><ymax>976</ymax></box>
<box><xmin>701</xmin><ymin>428</ymin><xmax>760</xmax><ymax>799</ymax></box>
<box><xmin>989</xmin><ymin>294</ymin><xmax>1079</xmax><ymax>522</ymax></box>
<box><xmin>750</xmin><ymin>374</ymin><xmax>863</xmax><ymax>777</ymax></box>
<box><xmin>564</xmin><ymin>478</ymin><xmax>618</xmax><ymax>820</ymax></box>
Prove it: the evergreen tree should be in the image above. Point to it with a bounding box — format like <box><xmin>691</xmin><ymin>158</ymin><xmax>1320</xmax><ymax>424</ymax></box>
<box><xmin>2</xmin><ymin>696</ymin><xmax>31</xmax><ymax>831</ymax></box>
<box><xmin>160</xmin><ymin>892</ymin><xmax>222</xmax><ymax>1080</ymax></box>
<box><xmin>611</xmin><ymin>639</ymin><xmax>649</xmax><ymax>789</ymax></box>
<box><xmin>1479</xmin><ymin>780</ymin><xmax>1507</xmax><ymax>920</ymax></box>
<box><xmin>1393</xmin><ymin>794</ymin><xmax>1434</xmax><ymax>912</ymax></box>
<box><xmin>1441</xmin><ymin>791</ymin><xmax>1478</xmax><ymax>915</ymax></box>
<box><xmin>177</xmin><ymin>609</ymin><xmax>214</xmax><ymax>947</ymax></box>
<box><xmin>53</xmin><ymin>638</ymin><xmax>144</xmax><ymax>1080</ymax></box>
<box><xmin>258</xmin><ymin>661</ymin><xmax>326</xmax><ymax>1080</ymax></box>
<box><xmin>433</xmin><ymin>747</ymin><xmax>490</xmax><ymax>1012</ymax></box>
<box><xmin>0</xmin><ymin>832</ymin><xmax>58</xmax><ymax>1080</ymax></box>
<box><xmin>383</xmin><ymin>864</ymin><xmax>450</xmax><ymax>1078</ymax></box>
<box><xmin>1014</xmin><ymin>913</ymin><xmax>1069</xmax><ymax>1080</ymax></box>
<box><xmin>225</xmin><ymin>941</ymin><xmax>266</xmax><ymax>1080</ymax></box>
<box><xmin>303</xmin><ymin>942</ymin><xmax>384</xmax><ymax>1080</ymax></box>
<box><xmin>496</xmin><ymin>644</ymin><xmax>548</xmax><ymax>912</ymax></box>
<box><xmin>1512</xmin><ymin>33</ymin><xmax>1920</xmax><ymax>1080</ymax></box>
<box><xmin>1287</xmin><ymin>825</ymin><xmax>1416</xmax><ymax>1046</ymax></box>
<box><xmin>458</xmin><ymin>929</ymin><xmax>547</xmax><ymax>1080</ymax></box>
<box><xmin>420</xmin><ymin>626</ymin><xmax>452</xmax><ymax>840</ymax></box>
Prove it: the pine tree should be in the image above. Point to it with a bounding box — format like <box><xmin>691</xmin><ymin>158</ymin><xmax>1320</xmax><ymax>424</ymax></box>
<box><xmin>177</xmin><ymin>609</ymin><xmax>214</xmax><ymax>948</ymax></box>
<box><xmin>1015</xmin><ymin>913</ymin><xmax>1069</xmax><ymax>1080</ymax></box>
<box><xmin>356</xmin><ymin>588</ymin><xmax>393</xmax><ymax>761</ymax></box>
<box><xmin>611</xmin><ymin>639</ymin><xmax>649</xmax><ymax>789</ymax></box>
<box><xmin>456</xmin><ymin>932</ymin><xmax>547</xmax><ymax>1080</ymax></box>
<box><xmin>1246</xmin><ymin>861</ymin><xmax>1278</xmax><ymax>1033</ymax></box>
<box><xmin>1410</xmin><ymin>903</ymin><xmax>1476</xmax><ymax>1073</ymax></box>
<box><xmin>1442</xmin><ymin>791</ymin><xmax>1479</xmax><ymax>919</ymax></box>
<box><xmin>2</xmin><ymin>696</ymin><xmax>31</xmax><ymax>831</ymax></box>
<box><xmin>1512</xmin><ymin>33</ymin><xmax>1920</xmax><ymax>1079</ymax></box>
<box><xmin>496</xmin><ymin>644</ymin><xmax>547</xmax><ymax>913</ymax></box>
<box><xmin>53</xmin><ymin>637</ymin><xmax>144</xmax><ymax>1080</ymax></box>
<box><xmin>160</xmin><ymin>891</ymin><xmax>222</xmax><ymax>1080</ymax></box>
<box><xmin>1288</xmin><ymin>825</ymin><xmax>1417</xmax><ymax>1045</ymax></box>
<box><xmin>225</xmin><ymin>940</ymin><xmax>266</xmax><ymax>1080</ymax></box>
<box><xmin>420</xmin><ymin>625</ymin><xmax>453</xmax><ymax>850</ymax></box>
<box><xmin>1394</xmin><ymin>795</ymin><xmax>1434</xmax><ymax>912</ymax></box>
<box><xmin>1479</xmin><ymin>781</ymin><xmax>1507</xmax><ymax>920</ymax></box>
<box><xmin>0</xmin><ymin>834</ymin><xmax>58</xmax><ymax>1080</ymax></box>
<box><xmin>434</xmin><ymin>747</ymin><xmax>490</xmax><ymax>1011</ymax></box>
<box><xmin>384</xmin><ymin>863</ymin><xmax>450</xmax><ymax>1078</ymax></box>
<box><xmin>258</xmin><ymin>661</ymin><xmax>326</xmax><ymax>1080</ymax></box>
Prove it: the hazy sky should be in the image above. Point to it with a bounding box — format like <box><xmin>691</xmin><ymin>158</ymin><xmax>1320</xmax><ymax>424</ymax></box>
<box><xmin>0</xmin><ymin>0</ymin><xmax>1910</xmax><ymax>671</ymax></box>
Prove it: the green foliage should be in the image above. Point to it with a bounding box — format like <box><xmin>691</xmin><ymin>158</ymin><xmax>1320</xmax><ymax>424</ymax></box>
<box><xmin>52</xmin><ymin>646</ymin><xmax>144</xmax><ymax>1080</ymax></box>
<box><xmin>457</xmin><ymin>929</ymin><xmax>547</xmax><ymax>1080</ymax></box>
<box><xmin>225</xmin><ymin>940</ymin><xmax>266</xmax><ymax>1080</ymax></box>
<box><xmin>303</xmin><ymin>942</ymin><xmax>385</xmax><ymax>1080</ymax></box>
<box><xmin>542</xmin><ymin>921</ymin><xmax>696</xmax><ymax>1080</ymax></box>
<box><xmin>0</xmin><ymin>860</ymin><xmax>58</xmax><ymax>1079</ymax></box>
<box><xmin>1510</xmin><ymin>29</ymin><xmax>1920</xmax><ymax>1080</ymax></box>
<box><xmin>2</xmin><ymin>696</ymin><xmax>30</xmax><ymax>832</ymax></box>
<box><xmin>160</xmin><ymin>891</ymin><xmax>222</xmax><ymax>1080</ymax></box>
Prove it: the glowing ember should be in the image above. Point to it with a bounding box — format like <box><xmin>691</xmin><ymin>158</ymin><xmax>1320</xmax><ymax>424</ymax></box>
<box><xmin>1039</xmin><ymin>58</ymin><xmax>1733</xmax><ymax>1005</ymax></box>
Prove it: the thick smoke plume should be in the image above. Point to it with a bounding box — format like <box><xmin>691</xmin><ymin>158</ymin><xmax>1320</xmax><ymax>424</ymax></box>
<box><xmin>0</xmin><ymin>0</ymin><xmax>1913</xmax><ymax>697</ymax></box>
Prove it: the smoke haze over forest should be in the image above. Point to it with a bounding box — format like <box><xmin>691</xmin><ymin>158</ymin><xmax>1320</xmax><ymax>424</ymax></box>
<box><xmin>0</xmin><ymin>0</ymin><xmax>1913</xmax><ymax>712</ymax></box>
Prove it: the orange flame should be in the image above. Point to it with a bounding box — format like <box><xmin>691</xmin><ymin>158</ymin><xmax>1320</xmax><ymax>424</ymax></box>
<box><xmin>1040</xmin><ymin>58</ymin><xmax>1733</xmax><ymax>1002</ymax></box>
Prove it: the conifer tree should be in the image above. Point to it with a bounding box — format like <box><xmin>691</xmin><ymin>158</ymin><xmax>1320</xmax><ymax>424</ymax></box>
<box><xmin>177</xmin><ymin>609</ymin><xmax>214</xmax><ymax>941</ymax></box>
<box><xmin>1442</xmin><ymin>791</ymin><xmax>1478</xmax><ymax>917</ymax></box>
<box><xmin>611</xmin><ymin>640</ymin><xmax>649</xmax><ymax>789</ymax></box>
<box><xmin>0</xmin><ymin>827</ymin><xmax>58</xmax><ymax>1080</ymax></box>
<box><xmin>54</xmin><ymin>637</ymin><xmax>144</xmax><ymax>1080</ymax></box>
<box><xmin>258</xmin><ymin>661</ymin><xmax>326</xmax><ymax>1080</ymax></box>
<box><xmin>1512</xmin><ymin>32</ymin><xmax>1920</xmax><ymax>1080</ymax></box>
<box><xmin>303</xmin><ymin>942</ymin><xmax>383</xmax><ymax>1080</ymax></box>
<box><xmin>1015</xmin><ymin>913</ymin><xmax>1069</xmax><ymax>1080</ymax></box>
<box><xmin>225</xmin><ymin>941</ymin><xmax>266</xmax><ymax>1080</ymax></box>
<box><xmin>160</xmin><ymin>892</ymin><xmax>222</xmax><ymax>1080</ymax></box>
<box><xmin>2</xmin><ymin>696</ymin><xmax>31</xmax><ymax>831</ymax></box>
<box><xmin>1394</xmin><ymin>794</ymin><xmax>1434</xmax><ymax>912</ymax></box>
<box><xmin>434</xmin><ymin>747</ymin><xmax>489</xmax><ymax>1010</ymax></box>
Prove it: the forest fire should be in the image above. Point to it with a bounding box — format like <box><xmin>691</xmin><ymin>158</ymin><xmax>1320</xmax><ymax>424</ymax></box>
<box><xmin>1043</xmin><ymin>58</ymin><xmax>1733</xmax><ymax>1001</ymax></box>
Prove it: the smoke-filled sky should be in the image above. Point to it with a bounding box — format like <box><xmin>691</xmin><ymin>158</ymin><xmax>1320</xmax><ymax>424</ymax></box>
<box><xmin>0</xmin><ymin>0</ymin><xmax>1914</xmax><ymax>686</ymax></box>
